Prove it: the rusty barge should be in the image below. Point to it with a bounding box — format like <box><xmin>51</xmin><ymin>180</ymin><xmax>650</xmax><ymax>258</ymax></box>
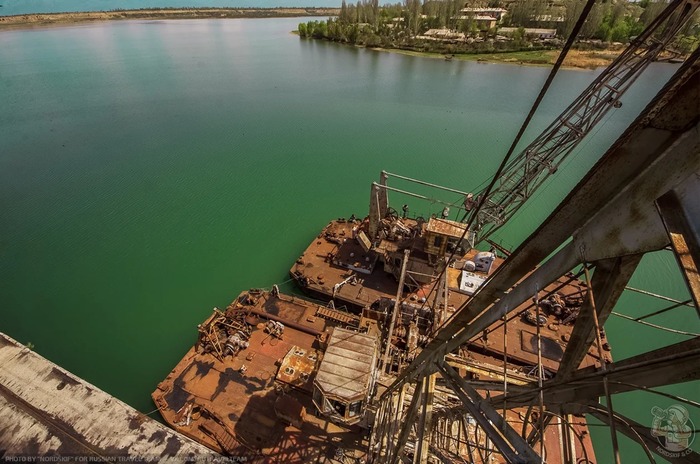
<box><xmin>153</xmin><ymin>234</ymin><xmax>603</xmax><ymax>463</ymax></box>
<box><xmin>289</xmin><ymin>173</ymin><xmax>611</xmax><ymax>375</ymax></box>
<box><xmin>153</xmin><ymin>289</ymin><xmax>380</xmax><ymax>462</ymax></box>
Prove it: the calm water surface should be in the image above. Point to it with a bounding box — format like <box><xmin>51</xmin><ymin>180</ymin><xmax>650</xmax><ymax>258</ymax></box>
<box><xmin>1</xmin><ymin>18</ymin><xmax>697</xmax><ymax>461</ymax></box>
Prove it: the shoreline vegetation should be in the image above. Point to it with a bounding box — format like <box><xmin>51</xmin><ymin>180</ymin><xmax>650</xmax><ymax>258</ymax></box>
<box><xmin>0</xmin><ymin>8</ymin><xmax>341</xmax><ymax>28</ymax></box>
<box><xmin>1</xmin><ymin>5</ymin><xmax>694</xmax><ymax>70</ymax></box>
<box><xmin>298</xmin><ymin>0</ymin><xmax>698</xmax><ymax>69</ymax></box>
<box><xmin>296</xmin><ymin>19</ymin><xmax>628</xmax><ymax>70</ymax></box>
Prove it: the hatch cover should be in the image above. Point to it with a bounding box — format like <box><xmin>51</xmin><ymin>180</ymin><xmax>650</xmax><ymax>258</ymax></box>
<box><xmin>520</xmin><ymin>331</ymin><xmax>564</xmax><ymax>361</ymax></box>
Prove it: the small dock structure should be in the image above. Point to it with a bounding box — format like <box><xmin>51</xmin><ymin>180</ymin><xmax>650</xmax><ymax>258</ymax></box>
<box><xmin>313</xmin><ymin>327</ymin><xmax>378</xmax><ymax>425</ymax></box>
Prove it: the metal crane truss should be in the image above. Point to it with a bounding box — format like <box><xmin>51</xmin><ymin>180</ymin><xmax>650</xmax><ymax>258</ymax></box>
<box><xmin>470</xmin><ymin>0</ymin><xmax>700</xmax><ymax>244</ymax></box>
<box><xmin>369</xmin><ymin>48</ymin><xmax>700</xmax><ymax>464</ymax></box>
<box><xmin>367</xmin><ymin>170</ymin><xmax>474</xmax><ymax>240</ymax></box>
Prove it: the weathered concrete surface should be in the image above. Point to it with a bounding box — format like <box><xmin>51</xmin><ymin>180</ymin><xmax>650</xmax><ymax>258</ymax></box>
<box><xmin>0</xmin><ymin>332</ymin><xmax>219</xmax><ymax>461</ymax></box>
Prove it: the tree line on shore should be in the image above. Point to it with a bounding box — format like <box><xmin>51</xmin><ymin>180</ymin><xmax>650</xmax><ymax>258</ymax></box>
<box><xmin>297</xmin><ymin>0</ymin><xmax>699</xmax><ymax>55</ymax></box>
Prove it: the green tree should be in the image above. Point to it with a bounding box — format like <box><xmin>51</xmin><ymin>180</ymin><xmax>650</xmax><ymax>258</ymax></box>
<box><xmin>639</xmin><ymin>1</ymin><xmax>666</xmax><ymax>28</ymax></box>
<box><xmin>561</xmin><ymin>0</ymin><xmax>584</xmax><ymax>38</ymax></box>
<box><xmin>610</xmin><ymin>18</ymin><xmax>631</xmax><ymax>42</ymax></box>
<box><xmin>581</xmin><ymin>2</ymin><xmax>607</xmax><ymax>39</ymax></box>
<box><xmin>404</xmin><ymin>0</ymin><xmax>422</xmax><ymax>36</ymax></box>
<box><xmin>509</xmin><ymin>0</ymin><xmax>547</xmax><ymax>28</ymax></box>
<box><xmin>460</xmin><ymin>16</ymin><xmax>476</xmax><ymax>34</ymax></box>
<box><xmin>372</xmin><ymin>0</ymin><xmax>380</xmax><ymax>28</ymax></box>
<box><xmin>340</xmin><ymin>0</ymin><xmax>351</xmax><ymax>22</ymax></box>
<box><xmin>308</xmin><ymin>20</ymin><xmax>328</xmax><ymax>39</ymax></box>
<box><xmin>610</xmin><ymin>1</ymin><xmax>627</xmax><ymax>26</ymax></box>
<box><xmin>447</xmin><ymin>0</ymin><xmax>462</xmax><ymax>29</ymax></box>
<box><xmin>512</xmin><ymin>26</ymin><xmax>526</xmax><ymax>47</ymax></box>
<box><xmin>348</xmin><ymin>23</ymin><xmax>359</xmax><ymax>42</ymax></box>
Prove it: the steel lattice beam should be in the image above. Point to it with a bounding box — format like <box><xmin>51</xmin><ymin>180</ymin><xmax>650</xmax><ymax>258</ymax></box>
<box><xmin>656</xmin><ymin>184</ymin><xmax>700</xmax><ymax>313</ymax></box>
<box><xmin>490</xmin><ymin>337</ymin><xmax>700</xmax><ymax>408</ymax></box>
<box><xmin>556</xmin><ymin>255</ymin><xmax>641</xmax><ymax>379</ymax></box>
<box><xmin>470</xmin><ymin>0</ymin><xmax>700</xmax><ymax>244</ymax></box>
<box><xmin>437</xmin><ymin>362</ymin><xmax>539</xmax><ymax>463</ymax></box>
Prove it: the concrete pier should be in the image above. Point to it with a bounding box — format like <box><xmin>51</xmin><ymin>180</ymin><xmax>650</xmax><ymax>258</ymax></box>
<box><xmin>0</xmin><ymin>333</ymin><xmax>219</xmax><ymax>461</ymax></box>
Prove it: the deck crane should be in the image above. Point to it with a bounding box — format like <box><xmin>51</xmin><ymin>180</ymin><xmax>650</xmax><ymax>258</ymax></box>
<box><xmin>463</xmin><ymin>0</ymin><xmax>699</xmax><ymax>245</ymax></box>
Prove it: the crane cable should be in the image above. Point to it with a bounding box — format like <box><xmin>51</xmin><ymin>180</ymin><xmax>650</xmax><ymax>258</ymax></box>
<box><xmin>403</xmin><ymin>0</ymin><xmax>600</xmax><ymax>348</ymax></box>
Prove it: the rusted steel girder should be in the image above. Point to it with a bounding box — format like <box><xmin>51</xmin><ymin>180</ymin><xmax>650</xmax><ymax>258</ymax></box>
<box><xmin>368</xmin><ymin>171</ymin><xmax>390</xmax><ymax>238</ymax></box>
<box><xmin>556</xmin><ymin>255</ymin><xmax>641</xmax><ymax>380</ymax></box>
<box><xmin>437</xmin><ymin>362</ymin><xmax>540</xmax><ymax>463</ymax></box>
<box><xmin>389</xmin><ymin>383</ymin><xmax>423</xmax><ymax>464</ymax></box>
<box><xmin>413</xmin><ymin>374</ymin><xmax>436</xmax><ymax>464</ymax></box>
<box><xmin>656</xmin><ymin>181</ymin><xmax>700</xmax><ymax>314</ymax></box>
<box><xmin>490</xmin><ymin>337</ymin><xmax>700</xmax><ymax>408</ymax></box>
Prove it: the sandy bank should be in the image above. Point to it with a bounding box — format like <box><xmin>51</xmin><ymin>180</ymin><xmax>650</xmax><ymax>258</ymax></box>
<box><xmin>371</xmin><ymin>47</ymin><xmax>624</xmax><ymax>70</ymax></box>
<box><xmin>0</xmin><ymin>8</ymin><xmax>340</xmax><ymax>29</ymax></box>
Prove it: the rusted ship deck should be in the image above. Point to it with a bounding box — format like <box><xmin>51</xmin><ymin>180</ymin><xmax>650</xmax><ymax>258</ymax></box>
<box><xmin>291</xmin><ymin>218</ymin><xmax>408</xmax><ymax>310</ymax></box>
<box><xmin>152</xmin><ymin>290</ymin><xmax>377</xmax><ymax>463</ymax></box>
<box><xmin>291</xmin><ymin>218</ymin><xmax>610</xmax><ymax>374</ymax></box>
<box><xmin>154</xmin><ymin>288</ymin><xmax>598</xmax><ymax>463</ymax></box>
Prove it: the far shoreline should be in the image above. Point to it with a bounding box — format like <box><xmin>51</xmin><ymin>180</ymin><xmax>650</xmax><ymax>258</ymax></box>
<box><xmin>290</xmin><ymin>31</ymin><xmax>626</xmax><ymax>69</ymax></box>
<box><xmin>1</xmin><ymin>9</ymin><xmax>651</xmax><ymax>70</ymax></box>
<box><xmin>0</xmin><ymin>7</ymin><xmax>341</xmax><ymax>30</ymax></box>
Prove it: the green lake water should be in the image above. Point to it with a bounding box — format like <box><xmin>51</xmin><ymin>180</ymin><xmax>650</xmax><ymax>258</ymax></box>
<box><xmin>1</xmin><ymin>18</ymin><xmax>697</xmax><ymax>461</ymax></box>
